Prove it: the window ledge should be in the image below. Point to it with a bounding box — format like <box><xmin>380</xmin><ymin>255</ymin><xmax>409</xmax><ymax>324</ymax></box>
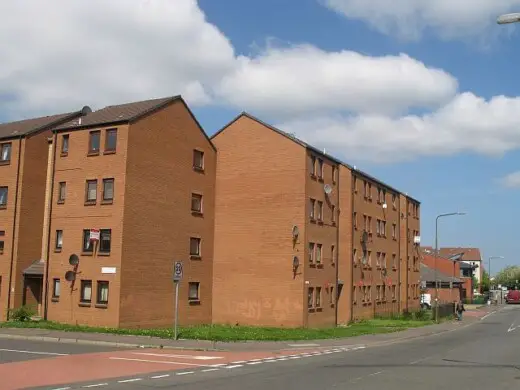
<box><xmin>0</xmin><ymin>205</ymin><xmax>6</xmax><ymax>210</ymax></box>
<box><xmin>51</xmin><ymin>297</ymin><xmax>59</xmax><ymax>303</ymax></box>
<box><xmin>81</xmin><ymin>252</ymin><xmax>93</xmax><ymax>256</ymax></box>
<box><xmin>317</xmin><ymin>220</ymin><xmax>324</xmax><ymax>225</ymax></box>
<box><xmin>57</xmin><ymin>200</ymin><xmax>65</xmax><ymax>205</ymax></box>
<box><xmin>316</xmin><ymin>264</ymin><xmax>324</xmax><ymax>269</ymax></box>
<box><xmin>97</xmin><ymin>252</ymin><xmax>111</xmax><ymax>257</ymax></box>
<box><xmin>191</xmin><ymin>211</ymin><xmax>203</xmax><ymax>217</ymax></box>
<box><xmin>103</xmin><ymin>150</ymin><xmax>116</xmax><ymax>155</ymax></box>
<box><xmin>189</xmin><ymin>299</ymin><xmax>201</xmax><ymax>305</ymax></box>
<box><xmin>78</xmin><ymin>302</ymin><xmax>91</xmax><ymax>307</ymax></box>
<box><xmin>316</xmin><ymin>307</ymin><xmax>323</xmax><ymax>312</ymax></box>
<box><xmin>190</xmin><ymin>255</ymin><xmax>202</xmax><ymax>260</ymax></box>
<box><xmin>309</xmin><ymin>263</ymin><xmax>316</xmax><ymax>268</ymax></box>
<box><xmin>193</xmin><ymin>166</ymin><xmax>205</xmax><ymax>173</ymax></box>
<box><xmin>310</xmin><ymin>174</ymin><xmax>317</xmax><ymax>180</ymax></box>
<box><xmin>0</xmin><ymin>160</ymin><xmax>10</xmax><ymax>166</ymax></box>
<box><xmin>308</xmin><ymin>308</ymin><xmax>316</xmax><ymax>313</ymax></box>
<box><xmin>101</xmin><ymin>200</ymin><xmax>113</xmax><ymax>205</ymax></box>
<box><xmin>84</xmin><ymin>201</ymin><xmax>97</xmax><ymax>206</ymax></box>
<box><xmin>54</xmin><ymin>248</ymin><xmax>62</xmax><ymax>253</ymax></box>
<box><xmin>60</xmin><ymin>152</ymin><xmax>68</xmax><ymax>158</ymax></box>
<box><xmin>95</xmin><ymin>303</ymin><xmax>108</xmax><ymax>309</ymax></box>
<box><xmin>87</xmin><ymin>151</ymin><xmax>100</xmax><ymax>157</ymax></box>
<box><xmin>310</xmin><ymin>218</ymin><xmax>316</xmax><ymax>223</ymax></box>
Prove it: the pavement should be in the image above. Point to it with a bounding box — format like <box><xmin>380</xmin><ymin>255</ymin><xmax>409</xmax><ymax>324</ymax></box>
<box><xmin>0</xmin><ymin>305</ymin><xmax>507</xmax><ymax>389</ymax></box>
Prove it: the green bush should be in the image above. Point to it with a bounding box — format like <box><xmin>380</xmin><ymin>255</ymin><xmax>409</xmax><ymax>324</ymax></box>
<box><xmin>8</xmin><ymin>305</ymin><xmax>36</xmax><ymax>322</ymax></box>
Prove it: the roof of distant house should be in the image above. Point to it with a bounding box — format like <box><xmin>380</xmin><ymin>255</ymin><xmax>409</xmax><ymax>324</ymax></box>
<box><xmin>420</xmin><ymin>263</ymin><xmax>462</xmax><ymax>283</ymax></box>
<box><xmin>439</xmin><ymin>247</ymin><xmax>482</xmax><ymax>262</ymax></box>
<box><xmin>0</xmin><ymin>109</ymin><xmax>87</xmax><ymax>140</ymax></box>
<box><xmin>213</xmin><ymin>111</ymin><xmax>420</xmax><ymax>203</ymax></box>
<box><xmin>54</xmin><ymin>96</ymin><xmax>181</xmax><ymax>131</ymax></box>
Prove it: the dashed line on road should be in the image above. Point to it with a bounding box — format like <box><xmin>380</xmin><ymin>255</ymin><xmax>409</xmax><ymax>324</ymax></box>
<box><xmin>0</xmin><ymin>348</ymin><xmax>69</xmax><ymax>356</ymax></box>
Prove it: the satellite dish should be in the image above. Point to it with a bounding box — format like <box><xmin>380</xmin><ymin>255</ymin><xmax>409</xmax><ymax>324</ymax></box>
<box><xmin>292</xmin><ymin>225</ymin><xmax>299</xmax><ymax>239</ymax></box>
<box><xmin>382</xmin><ymin>268</ymin><xmax>387</xmax><ymax>277</ymax></box>
<box><xmin>293</xmin><ymin>256</ymin><xmax>300</xmax><ymax>269</ymax></box>
<box><xmin>382</xmin><ymin>203</ymin><xmax>387</xmax><ymax>209</ymax></box>
<box><xmin>69</xmin><ymin>254</ymin><xmax>79</xmax><ymax>266</ymax></box>
<box><xmin>324</xmin><ymin>184</ymin><xmax>332</xmax><ymax>195</ymax></box>
<box><xmin>65</xmin><ymin>271</ymin><xmax>76</xmax><ymax>282</ymax></box>
<box><xmin>361</xmin><ymin>256</ymin><xmax>367</xmax><ymax>265</ymax></box>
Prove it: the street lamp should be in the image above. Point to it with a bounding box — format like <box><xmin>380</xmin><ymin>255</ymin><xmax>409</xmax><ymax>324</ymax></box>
<box><xmin>497</xmin><ymin>13</ymin><xmax>520</xmax><ymax>24</ymax></box>
<box><xmin>434</xmin><ymin>212</ymin><xmax>466</xmax><ymax>322</ymax></box>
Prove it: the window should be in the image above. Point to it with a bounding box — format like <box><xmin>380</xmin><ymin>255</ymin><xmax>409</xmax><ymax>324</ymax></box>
<box><xmin>382</xmin><ymin>285</ymin><xmax>387</xmax><ymax>301</ymax></box>
<box><xmin>392</xmin><ymin>224</ymin><xmax>397</xmax><ymax>239</ymax></box>
<box><xmin>61</xmin><ymin>135</ymin><xmax>69</xmax><ymax>154</ymax></box>
<box><xmin>331</xmin><ymin>205</ymin><xmax>336</xmax><ymax>223</ymax></box>
<box><xmin>382</xmin><ymin>252</ymin><xmax>386</xmax><ymax>268</ymax></box>
<box><xmin>309</xmin><ymin>198</ymin><xmax>315</xmax><ymax>219</ymax></box>
<box><xmin>316</xmin><ymin>201</ymin><xmax>323</xmax><ymax>221</ymax></box>
<box><xmin>363</xmin><ymin>214</ymin><xmax>367</xmax><ymax>230</ymax></box>
<box><xmin>315</xmin><ymin>287</ymin><xmax>322</xmax><ymax>307</ymax></box>
<box><xmin>52</xmin><ymin>279</ymin><xmax>60</xmax><ymax>299</ymax></box>
<box><xmin>102</xmin><ymin>179</ymin><xmax>114</xmax><ymax>202</ymax></box>
<box><xmin>0</xmin><ymin>187</ymin><xmax>7</xmax><ymax>207</ymax></box>
<box><xmin>317</xmin><ymin>159</ymin><xmax>324</xmax><ymax>178</ymax></box>
<box><xmin>368</xmin><ymin>251</ymin><xmax>372</xmax><ymax>266</ymax></box>
<box><xmin>380</xmin><ymin>220</ymin><xmax>386</xmax><ymax>236</ymax></box>
<box><xmin>0</xmin><ymin>143</ymin><xmax>12</xmax><ymax>163</ymax></box>
<box><xmin>392</xmin><ymin>254</ymin><xmax>397</xmax><ymax>269</ymax></box>
<box><xmin>332</xmin><ymin>166</ymin><xmax>336</xmax><ymax>183</ymax></box>
<box><xmin>0</xmin><ymin>236</ymin><xmax>4</xmax><ymax>254</ymax></box>
<box><xmin>368</xmin><ymin>183</ymin><xmax>372</xmax><ymax>199</ymax></box>
<box><xmin>188</xmin><ymin>282</ymin><xmax>200</xmax><ymax>301</ymax></box>
<box><xmin>97</xmin><ymin>281</ymin><xmax>109</xmax><ymax>305</ymax></box>
<box><xmin>363</xmin><ymin>180</ymin><xmax>368</xmax><ymax>197</ymax></box>
<box><xmin>376</xmin><ymin>285</ymin><xmax>381</xmax><ymax>300</ymax></box>
<box><xmin>86</xmin><ymin>180</ymin><xmax>97</xmax><ymax>202</ymax></box>
<box><xmin>82</xmin><ymin>229</ymin><xmax>94</xmax><ymax>253</ymax></box>
<box><xmin>193</xmin><ymin>150</ymin><xmax>204</xmax><ymax>170</ymax></box>
<box><xmin>55</xmin><ymin>230</ymin><xmax>63</xmax><ymax>250</ymax></box>
<box><xmin>190</xmin><ymin>237</ymin><xmax>201</xmax><ymax>257</ymax></box>
<box><xmin>105</xmin><ymin>129</ymin><xmax>117</xmax><ymax>152</ymax></box>
<box><xmin>99</xmin><ymin>229</ymin><xmax>111</xmax><ymax>254</ymax></box>
<box><xmin>58</xmin><ymin>182</ymin><xmax>66</xmax><ymax>203</ymax></box>
<box><xmin>353</xmin><ymin>212</ymin><xmax>357</xmax><ymax>229</ymax></box>
<box><xmin>308</xmin><ymin>287</ymin><xmax>314</xmax><ymax>308</ymax></box>
<box><xmin>376</xmin><ymin>252</ymin><xmax>381</xmax><ymax>267</ymax></box>
<box><xmin>88</xmin><ymin>130</ymin><xmax>101</xmax><ymax>154</ymax></box>
<box><xmin>353</xmin><ymin>248</ymin><xmax>357</xmax><ymax>264</ymax></box>
<box><xmin>353</xmin><ymin>176</ymin><xmax>357</xmax><ymax>192</ymax></box>
<box><xmin>330</xmin><ymin>286</ymin><xmax>334</xmax><ymax>305</ymax></box>
<box><xmin>368</xmin><ymin>217</ymin><xmax>372</xmax><ymax>232</ymax></box>
<box><xmin>316</xmin><ymin>244</ymin><xmax>322</xmax><ymax>264</ymax></box>
<box><xmin>331</xmin><ymin>245</ymin><xmax>335</xmax><ymax>264</ymax></box>
<box><xmin>310</xmin><ymin>156</ymin><xmax>316</xmax><ymax>176</ymax></box>
<box><xmin>392</xmin><ymin>193</ymin><xmax>397</xmax><ymax>208</ymax></box>
<box><xmin>376</xmin><ymin>219</ymin><xmax>380</xmax><ymax>235</ymax></box>
<box><xmin>377</xmin><ymin>188</ymin><xmax>382</xmax><ymax>203</ymax></box>
<box><xmin>80</xmin><ymin>280</ymin><xmax>92</xmax><ymax>303</ymax></box>
<box><xmin>392</xmin><ymin>285</ymin><xmax>396</xmax><ymax>300</ymax></box>
<box><xmin>191</xmin><ymin>193</ymin><xmax>203</xmax><ymax>213</ymax></box>
<box><xmin>309</xmin><ymin>242</ymin><xmax>315</xmax><ymax>263</ymax></box>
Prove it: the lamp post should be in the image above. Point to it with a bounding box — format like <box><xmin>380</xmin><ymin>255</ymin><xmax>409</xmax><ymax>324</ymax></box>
<box><xmin>497</xmin><ymin>13</ymin><xmax>520</xmax><ymax>24</ymax></box>
<box><xmin>434</xmin><ymin>212</ymin><xmax>466</xmax><ymax>322</ymax></box>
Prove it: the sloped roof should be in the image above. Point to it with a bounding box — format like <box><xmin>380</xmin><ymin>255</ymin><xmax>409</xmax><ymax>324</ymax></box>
<box><xmin>0</xmin><ymin>109</ymin><xmax>88</xmax><ymax>140</ymax></box>
<box><xmin>439</xmin><ymin>247</ymin><xmax>482</xmax><ymax>262</ymax></box>
<box><xmin>55</xmin><ymin>96</ymin><xmax>180</xmax><ymax>130</ymax></box>
<box><xmin>212</xmin><ymin>112</ymin><xmax>420</xmax><ymax>203</ymax></box>
<box><xmin>23</xmin><ymin>259</ymin><xmax>45</xmax><ymax>276</ymax></box>
<box><xmin>421</xmin><ymin>263</ymin><xmax>462</xmax><ymax>283</ymax></box>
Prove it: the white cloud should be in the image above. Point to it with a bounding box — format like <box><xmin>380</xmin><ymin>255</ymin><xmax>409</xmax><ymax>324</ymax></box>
<box><xmin>216</xmin><ymin>45</ymin><xmax>457</xmax><ymax>117</ymax></box>
<box><xmin>279</xmin><ymin>92</ymin><xmax>520</xmax><ymax>163</ymax></box>
<box><xmin>500</xmin><ymin>171</ymin><xmax>520</xmax><ymax>188</ymax></box>
<box><xmin>322</xmin><ymin>0</ymin><xmax>520</xmax><ymax>40</ymax></box>
<box><xmin>0</xmin><ymin>0</ymin><xmax>236</xmax><ymax>118</ymax></box>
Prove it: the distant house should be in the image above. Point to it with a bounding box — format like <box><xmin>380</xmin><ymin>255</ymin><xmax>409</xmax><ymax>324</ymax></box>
<box><xmin>420</xmin><ymin>263</ymin><xmax>463</xmax><ymax>303</ymax></box>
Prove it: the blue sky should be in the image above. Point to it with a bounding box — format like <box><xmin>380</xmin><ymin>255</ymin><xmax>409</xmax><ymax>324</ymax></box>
<box><xmin>3</xmin><ymin>0</ymin><xmax>520</xmax><ymax>273</ymax></box>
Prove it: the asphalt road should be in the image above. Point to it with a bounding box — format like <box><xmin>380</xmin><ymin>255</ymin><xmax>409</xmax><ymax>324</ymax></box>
<box><xmin>0</xmin><ymin>338</ymin><xmax>122</xmax><ymax>364</ymax></box>
<box><xmin>65</xmin><ymin>306</ymin><xmax>520</xmax><ymax>390</ymax></box>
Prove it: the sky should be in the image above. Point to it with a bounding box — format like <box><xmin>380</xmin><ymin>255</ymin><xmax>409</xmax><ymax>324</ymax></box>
<box><xmin>2</xmin><ymin>0</ymin><xmax>520</xmax><ymax>273</ymax></box>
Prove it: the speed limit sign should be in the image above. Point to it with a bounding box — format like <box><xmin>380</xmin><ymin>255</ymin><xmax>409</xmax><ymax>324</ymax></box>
<box><xmin>173</xmin><ymin>261</ymin><xmax>183</xmax><ymax>282</ymax></box>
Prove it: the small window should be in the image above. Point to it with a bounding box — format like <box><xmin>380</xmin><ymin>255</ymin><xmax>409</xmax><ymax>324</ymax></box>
<box><xmin>97</xmin><ymin>281</ymin><xmax>109</xmax><ymax>305</ymax></box>
<box><xmin>0</xmin><ymin>240</ymin><xmax>4</xmax><ymax>254</ymax></box>
<box><xmin>309</xmin><ymin>242</ymin><xmax>315</xmax><ymax>263</ymax></box>
<box><xmin>193</xmin><ymin>150</ymin><xmax>204</xmax><ymax>170</ymax></box>
<box><xmin>317</xmin><ymin>159</ymin><xmax>324</xmax><ymax>178</ymax></box>
<box><xmin>353</xmin><ymin>212</ymin><xmax>357</xmax><ymax>229</ymax></box>
<box><xmin>0</xmin><ymin>143</ymin><xmax>12</xmax><ymax>163</ymax></box>
<box><xmin>102</xmin><ymin>179</ymin><xmax>114</xmax><ymax>201</ymax></box>
<box><xmin>105</xmin><ymin>129</ymin><xmax>117</xmax><ymax>152</ymax></box>
<box><xmin>331</xmin><ymin>245</ymin><xmax>335</xmax><ymax>264</ymax></box>
<box><xmin>86</xmin><ymin>180</ymin><xmax>97</xmax><ymax>202</ymax></box>
<box><xmin>191</xmin><ymin>193</ymin><xmax>203</xmax><ymax>213</ymax></box>
<box><xmin>316</xmin><ymin>244</ymin><xmax>322</xmax><ymax>264</ymax></box>
<box><xmin>61</xmin><ymin>135</ymin><xmax>69</xmax><ymax>154</ymax></box>
<box><xmin>99</xmin><ymin>229</ymin><xmax>111</xmax><ymax>254</ymax></box>
<box><xmin>309</xmin><ymin>198</ymin><xmax>315</xmax><ymax>219</ymax></box>
<box><xmin>308</xmin><ymin>287</ymin><xmax>314</xmax><ymax>308</ymax></box>
<box><xmin>52</xmin><ymin>279</ymin><xmax>61</xmax><ymax>298</ymax></box>
<box><xmin>329</xmin><ymin>286</ymin><xmax>334</xmax><ymax>305</ymax></box>
<box><xmin>188</xmin><ymin>282</ymin><xmax>200</xmax><ymax>301</ymax></box>
<box><xmin>0</xmin><ymin>187</ymin><xmax>7</xmax><ymax>207</ymax></box>
<box><xmin>392</xmin><ymin>254</ymin><xmax>397</xmax><ymax>268</ymax></box>
<box><xmin>392</xmin><ymin>224</ymin><xmax>397</xmax><ymax>239</ymax></box>
<box><xmin>392</xmin><ymin>194</ymin><xmax>397</xmax><ymax>207</ymax></box>
<box><xmin>88</xmin><ymin>131</ymin><xmax>101</xmax><ymax>154</ymax></box>
<box><xmin>190</xmin><ymin>237</ymin><xmax>201</xmax><ymax>257</ymax></box>
<box><xmin>310</xmin><ymin>156</ymin><xmax>316</xmax><ymax>176</ymax></box>
<box><xmin>315</xmin><ymin>287</ymin><xmax>322</xmax><ymax>307</ymax></box>
<box><xmin>80</xmin><ymin>280</ymin><xmax>92</xmax><ymax>303</ymax></box>
<box><xmin>55</xmin><ymin>230</ymin><xmax>63</xmax><ymax>250</ymax></box>
<box><xmin>58</xmin><ymin>182</ymin><xmax>66</xmax><ymax>202</ymax></box>
<box><xmin>82</xmin><ymin>229</ymin><xmax>94</xmax><ymax>253</ymax></box>
<box><xmin>331</xmin><ymin>205</ymin><xmax>336</xmax><ymax>223</ymax></box>
<box><xmin>332</xmin><ymin>166</ymin><xmax>337</xmax><ymax>183</ymax></box>
<box><xmin>316</xmin><ymin>201</ymin><xmax>323</xmax><ymax>220</ymax></box>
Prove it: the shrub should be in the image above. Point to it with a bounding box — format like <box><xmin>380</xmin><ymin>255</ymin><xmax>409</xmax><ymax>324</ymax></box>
<box><xmin>8</xmin><ymin>305</ymin><xmax>36</xmax><ymax>322</ymax></box>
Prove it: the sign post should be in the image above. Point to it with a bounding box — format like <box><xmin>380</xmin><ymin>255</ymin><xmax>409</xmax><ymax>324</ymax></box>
<box><xmin>173</xmin><ymin>261</ymin><xmax>183</xmax><ymax>340</ymax></box>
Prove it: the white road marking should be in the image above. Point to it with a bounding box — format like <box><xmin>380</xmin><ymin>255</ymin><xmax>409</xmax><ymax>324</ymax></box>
<box><xmin>288</xmin><ymin>356</ymin><xmax>301</xmax><ymax>359</ymax></box>
<box><xmin>151</xmin><ymin>374</ymin><xmax>170</xmax><ymax>379</ymax></box>
<box><xmin>202</xmin><ymin>368</ymin><xmax>220</xmax><ymax>372</ymax></box>
<box><xmin>249</xmin><ymin>358</ymin><xmax>264</xmax><ymax>362</ymax></box>
<box><xmin>0</xmin><ymin>348</ymin><xmax>68</xmax><ymax>356</ymax></box>
<box><xmin>132</xmin><ymin>352</ymin><xmax>222</xmax><ymax>360</ymax></box>
<box><xmin>109</xmin><ymin>357</ymin><xmax>207</xmax><ymax>366</ymax></box>
<box><xmin>51</xmin><ymin>387</ymin><xmax>71</xmax><ymax>390</ymax></box>
<box><xmin>264</xmin><ymin>359</ymin><xmax>277</xmax><ymax>363</ymax></box>
<box><xmin>287</xmin><ymin>343</ymin><xmax>320</xmax><ymax>347</ymax></box>
<box><xmin>247</xmin><ymin>361</ymin><xmax>263</xmax><ymax>365</ymax></box>
<box><xmin>277</xmin><ymin>358</ymin><xmax>289</xmax><ymax>361</ymax></box>
<box><xmin>507</xmin><ymin>322</ymin><xmax>518</xmax><ymax>333</ymax></box>
<box><xmin>82</xmin><ymin>384</ymin><xmax>108</xmax><ymax>388</ymax></box>
<box><xmin>225</xmin><ymin>364</ymin><xmax>243</xmax><ymax>369</ymax></box>
<box><xmin>117</xmin><ymin>378</ymin><xmax>142</xmax><ymax>383</ymax></box>
<box><xmin>368</xmin><ymin>371</ymin><xmax>384</xmax><ymax>377</ymax></box>
<box><xmin>177</xmin><ymin>371</ymin><xmax>195</xmax><ymax>376</ymax></box>
<box><xmin>231</xmin><ymin>360</ymin><xmax>246</xmax><ymax>364</ymax></box>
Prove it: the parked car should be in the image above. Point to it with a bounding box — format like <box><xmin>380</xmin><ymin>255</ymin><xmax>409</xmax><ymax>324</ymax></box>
<box><xmin>420</xmin><ymin>293</ymin><xmax>432</xmax><ymax>310</ymax></box>
<box><xmin>506</xmin><ymin>290</ymin><xmax>520</xmax><ymax>304</ymax></box>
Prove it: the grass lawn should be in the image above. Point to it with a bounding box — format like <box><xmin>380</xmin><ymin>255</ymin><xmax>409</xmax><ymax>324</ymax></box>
<box><xmin>0</xmin><ymin>315</ymin><xmax>435</xmax><ymax>342</ymax></box>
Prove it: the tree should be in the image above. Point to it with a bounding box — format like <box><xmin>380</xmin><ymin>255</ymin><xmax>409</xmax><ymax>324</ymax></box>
<box><xmin>479</xmin><ymin>269</ymin><xmax>490</xmax><ymax>292</ymax></box>
<box><xmin>493</xmin><ymin>265</ymin><xmax>520</xmax><ymax>288</ymax></box>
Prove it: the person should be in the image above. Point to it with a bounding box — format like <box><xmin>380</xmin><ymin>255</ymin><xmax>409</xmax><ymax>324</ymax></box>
<box><xmin>456</xmin><ymin>300</ymin><xmax>465</xmax><ymax>321</ymax></box>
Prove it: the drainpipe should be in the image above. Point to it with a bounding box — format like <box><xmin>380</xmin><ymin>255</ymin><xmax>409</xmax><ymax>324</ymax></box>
<box><xmin>6</xmin><ymin>137</ymin><xmax>23</xmax><ymax>320</ymax></box>
<box><xmin>397</xmin><ymin>197</ymin><xmax>401</xmax><ymax>314</ymax></box>
<box><xmin>334</xmin><ymin>166</ymin><xmax>340</xmax><ymax>327</ymax></box>
<box><xmin>349</xmin><ymin>172</ymin><xmax>355</xmax><ymax>323</ymax></box>
<box><xmin>43</xmin><ymin>133</ymin><xmax>57</xmax><ymax>320</ymax></box>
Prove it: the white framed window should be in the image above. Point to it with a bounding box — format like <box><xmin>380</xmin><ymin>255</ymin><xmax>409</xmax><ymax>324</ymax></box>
<box><xmin>189</xmin><ymin>282</ymin><xmax>200</xmax><ymax>301</ymax></box>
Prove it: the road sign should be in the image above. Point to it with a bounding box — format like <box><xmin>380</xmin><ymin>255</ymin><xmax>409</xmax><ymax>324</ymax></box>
<box><xmin>173</xmin><ymin>261</ymin><xmax>183</xmax><ymax>282</ymax></box>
